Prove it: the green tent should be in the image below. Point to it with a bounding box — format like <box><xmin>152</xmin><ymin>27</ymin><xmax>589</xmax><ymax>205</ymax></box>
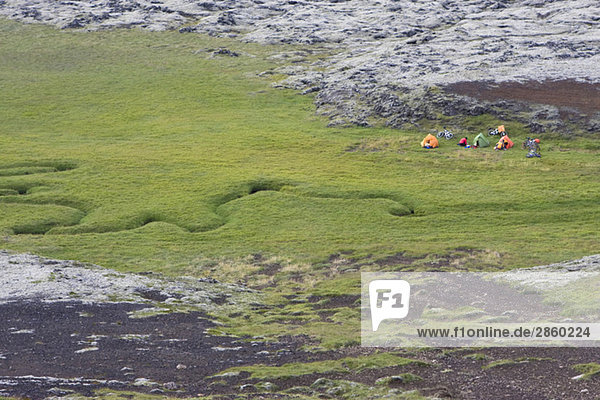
<box><xmin>473</xmin><ymin>133</ymin><xmax>490</xmax><ymax>147</ymax></box>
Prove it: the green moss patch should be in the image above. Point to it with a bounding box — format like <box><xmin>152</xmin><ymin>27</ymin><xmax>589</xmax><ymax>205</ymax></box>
<box><xmin>572</xmin><ymin>363</ymin><xmax>600</xmax><ymax>380</ymax></box>
<box><xmin>216</xmin><ymin>353</ymin><xmax>427</xmax><ymax>380</ymax></box>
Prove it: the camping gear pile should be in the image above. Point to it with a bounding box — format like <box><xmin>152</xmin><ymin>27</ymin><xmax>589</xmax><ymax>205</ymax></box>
<box><xmin>522</xmin><ymin>137</ymin><xmax>542</xmax><ymax>158</ymax></box>
<box><xmin>421</xmin><ymin>125</ymin><xmax>540</xmax><ymax>157</ymax></box>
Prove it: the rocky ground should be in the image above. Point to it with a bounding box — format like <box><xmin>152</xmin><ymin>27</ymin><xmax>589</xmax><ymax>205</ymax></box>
<box><xmin>0</xmin><ymin>252</ymin><xmax>261</xmax><ymax>312</ymax></box>
<box><xmin>0</xmin><ymin>252</ymin><xmax>320</xmax><ymax>398</ymax></box>
<box><xmin>1</xmin><ymin>251</ymin><xmax>599</xmax><ymax>399</ymax></box>
<box><xmin>1</xmin><ymin>0</ymin><xmax>599</xmax><ymax>133</ymax></box>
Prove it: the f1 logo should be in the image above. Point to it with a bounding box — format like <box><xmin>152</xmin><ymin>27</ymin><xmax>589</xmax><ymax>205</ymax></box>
<box><xmin>369</xmin><ymin>280</ymin><xmax>410</xmax><ymax>331</ymax></box>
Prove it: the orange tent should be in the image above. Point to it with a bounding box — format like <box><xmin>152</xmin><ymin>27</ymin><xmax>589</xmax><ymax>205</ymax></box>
<box><xmin>421</xmin><ymin>134</ymin><xmax>439</xmax><ymax>148</ymax></box>
<box><xmin>495</xmin><ymin>135</ymin><xmax>514</xmax><ymax>150</ymax></box>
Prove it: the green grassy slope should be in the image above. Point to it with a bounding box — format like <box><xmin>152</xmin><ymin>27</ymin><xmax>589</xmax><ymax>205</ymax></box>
<box><xmin>0</xmin><ymin>18</ymin><xmax>598</xmax><ymax>278</ymax></box>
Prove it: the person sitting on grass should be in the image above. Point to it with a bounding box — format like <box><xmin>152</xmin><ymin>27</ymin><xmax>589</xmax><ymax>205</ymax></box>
<box><xmin>457</xmin><ymin>137</ymin><xmax>468</xmax><ymax>147</ymax></box>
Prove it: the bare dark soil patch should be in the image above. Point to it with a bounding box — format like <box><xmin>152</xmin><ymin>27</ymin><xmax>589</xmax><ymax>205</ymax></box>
<box><xmin>221</xmin><ymin>346</ymin><xmax>600</xmax><ymax>400</ymax></box>
<box><xmin>257</xmin><ymin>261</ymin><xmax>283</xmax><ymax>276</ymax></box>
<box><xmin>372</xmin><ymin>252</ymin><xmax>425</xmax><ymax>267</ymax></box>
<box><xmin>0</xmin><ymin>301</ymin><xmax>313</xmax><ymax>399</ymax></box>
<box><xmin>241</xmin><ymin>347</ymin><xmax>600</xmax><ymax>400</ymax></box>
<box><xmin>403</xmin><ymin>347</ymin><xmax>600</xmax><ymax>400</ymax></box>
<box><xmin>1</xmin><ymin>301</ymin><xmax>599</xmax><ymax>399</ymax></box>
<box><xmin>447</xmin><ymin>80</ymin><xmax>600</xmax><ymax>116</ymax></box>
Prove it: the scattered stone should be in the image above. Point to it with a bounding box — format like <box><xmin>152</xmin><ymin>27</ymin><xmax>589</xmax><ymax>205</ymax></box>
<box><xmin>311</xmin><ymin>378</ymin><xmax>335</xmax><ymax>389</ymax></box>
<box><xmin>133</xmin><ymin>377</ymin><xmax>159</xmax><ymax>387</ymax></box>
<box><xmin>10</xmin><ymin>329</ymin><xmax>34</xmax><ymax>334</ymax></box>
<box><xmin>212</xmin><ymin>48</ymin><xmax>239</xmax><ymax>57</ymax></box>
<box><xmin>164</xmin><ymin>381</ymin><xmax>179</xmax><ymax>390</ymax></box>
<box><xmin>47</xmin><ymin>387</ymin><xmax>74</xmax><ymax>395</ymax></box>
<box><xmin>326</xmin><ymin>385</ymin><xmax>346</xmax><ymax>396</ymax></box>
<box><xmin>255</xmin><ymin>381</ymin><xmax>278</xmax><ymax>391</ymax></box>
<box><xmin>375</xmin><ymin>374</ymin><xmax>423</xmax><ymax>386</ymax></box>
<box><xmin>276</xmin><ymin>349</ymin><xmax>292</xmax><ymax>356</ymax></box>
<box><xmin>74</xmin><ymin>347</ymin><xmax>99</xmax><ymax>354</ymax></box>
<box><xmin>239</xmin><ymin>383</ymin><xmax>256</xmax><ymax>392</ymax></box>
<box><xmin>286</xmin><ymin>386</ymin><xmax>315</xmax><ymax>395</ymax></box>
<box><xmin>213</xmin><ymin>371</ymin><xmax>240</xmax><ymax>378</ymax></box>
<box><xmin>211</xmin><ymin>346</ymin><xmax>243</xmax><ymax>351</ymax></box>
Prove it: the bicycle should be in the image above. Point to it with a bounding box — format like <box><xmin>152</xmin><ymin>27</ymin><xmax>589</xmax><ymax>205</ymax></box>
<box><xmin>488</xmin><ymin>125</ymin><xmax>507</xmax><ymax>137</ymax></box>
<box><xmin>436</xmin><ymin>128</ymin><xmax>454</xmax><ymax>140</ymax></box>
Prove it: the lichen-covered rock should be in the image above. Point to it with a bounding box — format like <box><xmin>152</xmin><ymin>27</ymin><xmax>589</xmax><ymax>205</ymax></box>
<box><xmin>0</xmin><ymin>250</ymin><xmax>261</xmax><ymax>313</ymax></box>
<box><xmin>1</xmin><ymin>0</ymin><xmax>598</xmax><ymax>132</ymax></box>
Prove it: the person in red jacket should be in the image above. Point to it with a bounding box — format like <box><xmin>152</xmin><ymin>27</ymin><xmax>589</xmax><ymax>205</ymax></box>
<box><xmin>457</xmin><ymin>137</ymin><xmax>468</xmax><ymax>147</ymax></box>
